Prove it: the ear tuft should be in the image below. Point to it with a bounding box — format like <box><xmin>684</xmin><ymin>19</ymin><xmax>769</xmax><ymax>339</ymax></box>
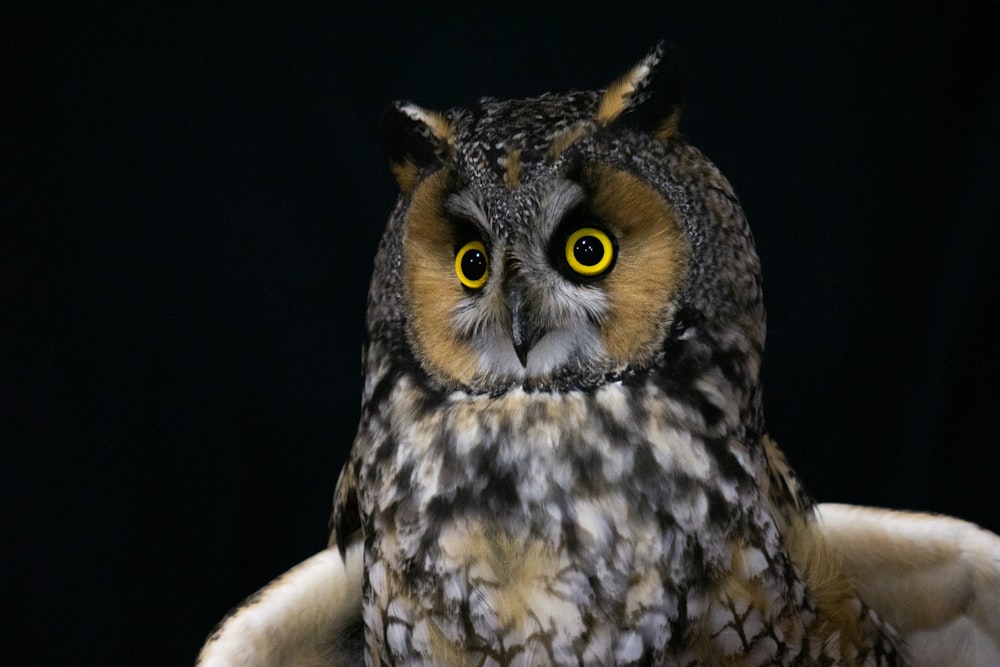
<box><xmin>598</xmin><ymin>41</ymin><xmax>686</xmax><ymax>140</ymax></box>
<box><xmin>381</xmin><ymin>102</ymin><xmax>452</xmax><ymax>193</ymax></box>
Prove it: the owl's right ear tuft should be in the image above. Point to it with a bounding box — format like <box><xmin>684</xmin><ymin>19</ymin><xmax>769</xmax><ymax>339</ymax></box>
<box><xmin>598</xmin><ymin>41</ymin><xmax>686</xmax><ymax>140</ymax></box>
<box><xmin>381</xmin><ymin>102</ymin><xmax>452</xmax><ymax>194</ymax></box>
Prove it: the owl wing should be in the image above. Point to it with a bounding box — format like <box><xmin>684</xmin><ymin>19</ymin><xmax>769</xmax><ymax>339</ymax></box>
<box><xmin>195</xmin><ymin>536</ymin><xmax>365</xmax><ymax>666</ymax></box>
<box><xmin>329</xmin><ymin>457</ymin><xmax>362</xmax><ymax>554</ymax></box>
<box><xmin>196</xmin><ymin>457</ymin><xmax>366</xmax><ymax>665</ymax></box>
<box><xmin>816</xmin><ymin>502</ymin><xmax>1000</xmax><ymax>666</ymax></box>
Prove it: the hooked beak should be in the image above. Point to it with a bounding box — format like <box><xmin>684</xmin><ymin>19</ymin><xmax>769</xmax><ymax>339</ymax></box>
<box><xmin>505</xmin><ymin>281</ymin><xmax>543</xmax><ymax>368</ymax></box>
<box><xmin>511</xmin><ymin>305</ymin><xmax>531</xmax><ymax>367</ymax></box>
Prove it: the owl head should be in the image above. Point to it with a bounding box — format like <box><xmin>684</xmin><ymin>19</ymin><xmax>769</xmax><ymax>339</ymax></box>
<box><xmin>366</xmin><ymin>43</ymin><xmax>765</xmax><ymax>428</ymax></box>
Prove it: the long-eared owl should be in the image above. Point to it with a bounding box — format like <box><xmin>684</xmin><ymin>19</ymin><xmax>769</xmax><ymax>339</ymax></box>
<box><xmin>329</xmin><ymin>41</ymin><xmax>890</xmax><ymax>665</ymax></box>
<box><xmin>197</xmin><ymin>43</ymin><xmax>1000</xmax><ymax>667</ymax></box>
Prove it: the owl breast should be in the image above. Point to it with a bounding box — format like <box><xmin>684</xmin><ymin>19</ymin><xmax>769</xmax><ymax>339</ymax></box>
<box><xmin>356</xmin><ymin>378</ymin><xmax>813</xmax><ymax>665</ymax></box>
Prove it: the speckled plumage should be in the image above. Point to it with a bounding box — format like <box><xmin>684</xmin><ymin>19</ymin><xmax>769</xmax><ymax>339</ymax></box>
<box><xmin>328</xmin><ymin>44</ymin><xmax>899</xmax><ymax>665</ymax></box>
<box><xmin>197</xmin><ymin>42</ymin><xmax>1000</xmax><ymax>667</ymax></box>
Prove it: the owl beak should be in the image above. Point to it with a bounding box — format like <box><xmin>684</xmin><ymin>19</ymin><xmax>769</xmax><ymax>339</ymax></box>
<box><xmin>507</xmin><ymin>290</ymin><xmax>541</xmax><ymax>368</ymax></box>
<box><xmin>504</xmin><ymin>262</ymin><xmax>545</xmax><ymax>368</ymax></box>
<box><xmin>512</xmin><ymin>318</ymin><xmax>531</xmax><ymax>367</ymax></box>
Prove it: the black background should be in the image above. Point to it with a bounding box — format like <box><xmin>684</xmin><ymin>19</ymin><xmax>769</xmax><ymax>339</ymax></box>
<box><xmin>5</xmin><ymin>3</ymin><xmax>998</xmax><ymax>665</ymax></box>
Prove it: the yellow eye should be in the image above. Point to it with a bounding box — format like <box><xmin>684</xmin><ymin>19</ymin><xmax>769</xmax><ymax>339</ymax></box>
<box><xmin>564</xmin><ymin>227</ymin><xmax>615</xmax><ymax>277</ymax></box>
<box><xmin>455</xmin><ymin>240</ymin><xmax>489</xmax><ymax>289</ymax></box>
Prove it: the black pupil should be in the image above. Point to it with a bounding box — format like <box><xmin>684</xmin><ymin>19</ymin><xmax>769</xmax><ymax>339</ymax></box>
<box><xmin>461</xmin><ymin>248</ymin><xmax>487</xmax><ymax>281</ymax></box>
<box><xmin>573</xmin><ymin>236</ymin><xmax>604</xmax><ymax>266</ymax></box>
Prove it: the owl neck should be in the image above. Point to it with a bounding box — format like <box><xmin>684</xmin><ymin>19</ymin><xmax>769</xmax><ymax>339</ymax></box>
<box><xmin>650</xmin><ymin>305</ymin><xmax>768</xmax><ymax>446</ymax></box>
<box><xmin>357</xmin><ymin>305</ymin><xmax>772</xmax><ymax>506</ymax></box>
<box><xmin>360</xmin><ymin>302</ymin><xmax>768</xmax><ymax>441</ymax></box>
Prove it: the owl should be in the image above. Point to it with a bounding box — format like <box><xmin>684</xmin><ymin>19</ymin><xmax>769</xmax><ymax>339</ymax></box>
<box><xmin>197</xmin><ymin>44</ymin><xmax>1000</xmax><ymax>666</ymax></box>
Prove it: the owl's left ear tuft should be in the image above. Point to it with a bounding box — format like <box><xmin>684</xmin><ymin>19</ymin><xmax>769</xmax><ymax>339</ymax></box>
<box><xmin>598</xmin><ymin>41</ymin><xmax>686</xmax><ymax>140</ymax></box>
<box><xmin>381</xmin><ymin>102</ymin><xmax>453</xmax><ymax>193</ymax></box>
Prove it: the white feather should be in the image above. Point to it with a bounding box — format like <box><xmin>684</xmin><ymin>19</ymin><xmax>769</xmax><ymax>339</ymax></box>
<box><xmin>196</xmin><ymin>538</ymin><xmax>364</xmax><ymax>667</ymax></box>
<box><xmin>816</xmin><ymin>503</ymin><xmax>1000</xmax><ymax>666</ymax></box>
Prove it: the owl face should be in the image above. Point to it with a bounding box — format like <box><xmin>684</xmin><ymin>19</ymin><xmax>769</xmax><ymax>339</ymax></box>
<box><xmin>372</xmin><ymin>43</ymin><xmax>764</xmax><ymax>403</ymax></box>
<box><xmin>378</xmin><ymin>46</ymin><xmax>708</xmax><ymax>395</ymax></box>
<box><xmin>402</xmin><ymin>159</ymin><xmax>690</xmax><ymax>392</ymax></box>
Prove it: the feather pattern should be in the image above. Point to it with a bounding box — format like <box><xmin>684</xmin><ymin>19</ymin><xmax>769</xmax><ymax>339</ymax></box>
<box><xmin>816</xmin><ymin>503</ymin><xmax>1000</xmax><ymax>667</ymax></box>
<box><xmin>196</xmin><ymin>539</ymin><xmax>365</xmax><ymax>667</ymax></box>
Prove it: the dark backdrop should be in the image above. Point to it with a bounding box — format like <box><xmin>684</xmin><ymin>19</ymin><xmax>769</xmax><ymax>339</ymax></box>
<box><xmin>5</xmin><ymin>3</ymin><xmax>998</xmax><ymax>665</ymax></box>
